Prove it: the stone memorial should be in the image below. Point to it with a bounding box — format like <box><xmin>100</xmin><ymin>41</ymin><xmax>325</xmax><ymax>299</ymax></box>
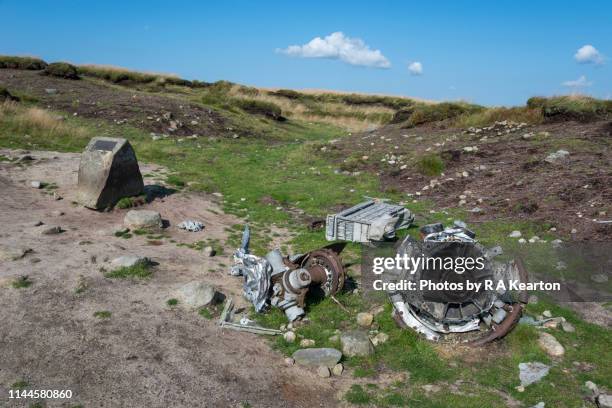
<box><xmin>76</xmin><ymin>137</ymin><xmax>144</xmax><ymax>209</ymax></box>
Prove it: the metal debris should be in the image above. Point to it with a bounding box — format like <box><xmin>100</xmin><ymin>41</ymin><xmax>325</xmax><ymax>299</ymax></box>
<box><xmin>325</xmin><ymin>199</ymin><xmax>414</xmax><ymax>243</ymax></box>
<box><xmin>386</xmin><ymin>221</ymin><xmax>526</xmax><ymax>345</ymax></box>
<box><xmin>178</xmin><ymin>220</ymin><xmax>204</xmax><ymax>232</ymax></box>
<box><xmin>218</xmin><ymin>297</ymin><xmax>281</xmax><ymax>335</ymax></box>
<box><xmin>230</xmin><ymin>225</ymin><xmax>346</xmax><ymax>322</ymax></box>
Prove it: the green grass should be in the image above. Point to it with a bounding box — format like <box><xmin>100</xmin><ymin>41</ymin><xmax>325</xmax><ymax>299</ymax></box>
<box><xmin>527</xmin><ymin>95</ymin><xmax>612</xmax><ymax>121</ymax></box>
<box><xmin>11</xmin><ymin>380</ymin><xmax>30</xmax><ymax>389</ymax></box>
<box><xmin>93</xmin><ymin>311</ymin><xmax>112</xmax><ymax>319</ymax></box>
<box><xmin>43</xmin><ymin>62</ymin><xmax>79</xmax><ymax>79</ymax></box>
<box><xmin>166</xmin><ymin>298</ymin><xmax>179</xmax><ymax>306</ymax></box>
<box><xmin>104</xmin><ymin>263</ymin><xmax>152</xmax><ymax>279</ymax></box>
<box><xmin>116</xmin><ymin>196</ymin><xmax>135</xmax><ymax>209</ymax></box>
<box><xmin>198</xmin><ymin>307</ymin><xmax>214</xmax><ymax>319</ymax></box>
<box><xmin>0</xmin><ymin>55</ymin><xmax>47</xmax><ymax>70</ymax></box>
<box><xmin>416</xmin><ymin>153</ymin><xmax>445</xmax><ymax>176</ymax></box>
<box><xmin>11</xmin><ymin>276</ymin><xmax>32</xmax><ymax>289</ymax></box>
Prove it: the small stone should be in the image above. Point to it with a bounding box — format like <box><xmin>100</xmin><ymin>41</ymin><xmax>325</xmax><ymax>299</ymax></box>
<box><xmin>31</xmin><ymin>181</ymin><xmax>42</xmax><ymax>189</ymax></box>
<box><xmin>422</xmin><ymin>384</ymin><xmax>441</xmax><ymax>393</ymax></box>
<box><xmin>283</xmin><ymin>331</ymin><xmax>296</xmax><ymax>343</ymax></box>
<box><xmin>371</xmin><ymin>332</ymin><xmax>389</xmax><ymax>346</ymax></box>
<box><xmin>519</xmin><ymin>362</ymin><xmax>550</xmax><ymax>386</ymax></box>
<box><xmin>570</xmin><ymin>228</ymin><xmax>577</xmax><ymax>234</ymax></box>
<box><xmin>545</xmin><ymin>149</ymin><xmax>569</xmax><ymax>163</ymax></box>
<box><xmin>340</xmin><ymin>330</ymin><xmax>374</xmax><ymax>357</ymax></box>
<box><xmin>40</xmin><ymin>226</ymin><xmax>62</xmax><ymax>235</ymax></box>
<box><xmin>561</xmin><ymin>321</ymin><xmax>575</xmax><ymax>333</ymax></box>
<box><xmin>591</xmin><ymin>274</ymin><xmax>608</xmax><ymax>283</ymax></box>
<box><xmin>585</xmin><ymin>380</ymin><xmax>598</xmax><ymax>394</ymax></box>
<box><xmin>177</xmin><ymin>281</ymin><xmax>217</xmax><ymax>308</ymax></box>
<box><xmin>518</xmin><ymin>238</ymin><xmax>527</xmax><ymax>244</ymax></box>
<box><xmin>51</xmin><ymin>210</ymin><xmax>64</xmax><ymax>217</ymax></box>
<box><xmin>203</xmin><ymin>246</ymin><xmax>215</xmax><ymax>257</ymax></box>
<box><xmin>300</xmin><ymin>339</ymin><xmax>315</xmax><ymax>347</ymax></box>
<box><xmin>317</xmin><ymin>366</ymin><xmax>331</xmax><ymax>378</ymax></box>
<box><xmin>538</xmin><ymin>332</ymin><xmax>565</xmax><ymax>357</ymax></box>
<box><xmin>111</xmin><ymin>255</ymin><xmax>150</xmax><ymax>269</ymax></box>
<box><xmin>542</xmin><ymin>310</ymin><xmax>552</xmax><ymax>318</ymax></box>
<box><xmin>508</xmin><ymin>230</ymin><xmax>522</xmax><ymax>238</ymax></box>
<box><xmin>292</xmin><ymin>348</ymin><xmax>342</xmax><ymax>368</ymax></box>
<box><xmin>515</xmin><ymin>385</ymin><xmax>525</xmax><ymax>393</ymax></box>
<box><xmin>332</xmin><ymin>363</ymin><xmax>344</xmax><ymax>376</ymax></box>
<box><xmin>124</xmin><ymin>210</ymin><xmax>162</xmax><ymax>230</ymax></box>
<box><xmin>284</xmin><ymin>357</ymin><xmax>295</xmax><ymax>366</ymax></box>
<box><xmin>356</xmin><ymin>312</ymin><xmax>374</xmax><ymax>327</ymax></box>
<box><xmin>328</xmin><ymin>334</ymin><xmax>339</xmax><ymax>343</ymax></box>
<box><xmin>599</xmin><ymin>395</ymin><xmax>612</xmax><ymax>408</ymax></box>
<box><xmin>542</xmin><ymin>319</ymin><xmax>559</xmax><ymax>329</ymax></box>
<box><xmin>530</xmin><ymin>403</ymin><xmax>545</xmax><ymax>408</ymax></box>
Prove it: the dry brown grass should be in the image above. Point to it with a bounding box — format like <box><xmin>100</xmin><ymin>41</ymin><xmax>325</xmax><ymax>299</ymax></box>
<box><xmin>0</xmin><ymin>101</ymin><xmax>89</xmax><ymax>140</ymax></box>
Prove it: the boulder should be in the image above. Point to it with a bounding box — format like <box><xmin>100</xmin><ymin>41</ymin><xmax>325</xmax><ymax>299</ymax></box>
<box><xmin>340</xmin><ymin>330</ymin><xmax>374</xmax><ymax>357</ymax></box>
<box><xmin>178</xmin><ymin>281</ymin><xmax>217</xmax><ymax>308</ymax></box>
<box><xmin>598</xmin><ymin>394</ymin><xmax>612</xmax><ymax>408</ymax></box>
<box><xmin>291</xmin><ymin>348</ymin><xmax>342</xmax><ymax>368</ymax></box>
<box><xmin>77</xmin><ymin>137</ymin><xmax>144</xmax><ymax>209</ymax></box>
<box><xmin>356</xmin><ymin>312</ymin><xmax>373</xmax><ymax>327</ymax></box>
<box><xmin>124</xmin><ymin>210</ymin><xmax>162</xmax><ymax>230</ymax></box>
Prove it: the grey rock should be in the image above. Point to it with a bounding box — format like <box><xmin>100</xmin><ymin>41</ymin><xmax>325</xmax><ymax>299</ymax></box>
<box><xmin>317</xmin><ymin>366</ymin><xmax>331</xmax><ymax>378</ymax></box>
<box><xmin>599</xmin><ymin>394</ymin><xmax>612</xmax><ymax>408</ymax></box>
<box><xmin>530</xmin><ymin>403</ymin><xmax>545</xmax><ymax>408</ymax></box>
<box><xmin>300</xmin><ymin>339</ymin><xmax>315</xmax><ymax>347</ymax></box>
<box><xmin>76</xmin><ymin>137</ymin><xmax>144</xmax><ymax>209</ymax></box>
<box><xmin>544</xmin><ymin>149</ymin><xmax>569</xmax><ymax>163</ymax></box>
<box><xmin>519</xmin><ymin>362</ymin><xmax>550</xmax><ymax>386</ymax></box>
<box><xmin>178</xmin><ymin>281</ymin><xmax>217</xmax><ymax>308</ymax></box>
<box><xmin>110</xmin><ymin>255</ymin><xmax>149</xmax><ymax>269</ymax></box>
<box><xmin>124</xmin><ymin>210</ymin><xmax>162</xmax><ymax>230</ymax></box>
<box><xmin>332</xmin><ymin>363</ymin><xmax>344</xmax><ymax>376</ymax></box>
<box><xmin>203</xmin><ymin>246</ymin><xmax>215</xmax><ymax>257</ymax></box>
<box><xmin>31</xmin><ymin>181</ymin><xmax>42</xmax><ymax>189</ymax></box>
<box><xmin>508</xmin><ymin>230</ymin><xmax>522</xmax><ymax>238</ymax></box>
<box><xmin>283</xmin><ymin>331</ymin><xmax>296</xmax><ymax>343</ymax></box>
<box><xmin>44</xmin><ymin>88</ymin><xmax>58</xmax><ymax>94</ymax></box>
<box><xmin>585</xmin><ymin>380</ymin><xmax>598</xmax><ymax>394</ymax></box>
<box><xmin>40</xmin><ymin>226</ymin><xmax>62</xmax><ymax>235</ymax></box>
<box><xmin>292</xmin><ymin>348</ymin><xmax>342</xmax><ymax>368</ymax></box>
<box><xmin>542</xmin><ymin>310</ymin><xmax>552</xmax><ymax>318</ymax></box>
<box><xmin>591</xmin><ymin>273</ymin><xmax>608</xmax><ymax>283</ymax></box>
<box><xmin>538</xmin><ymin>332</ymin><xmax>564</xmax><ymax>357</ymax></box>
<box><xmin>340</xmin><ymin>330</ymin><xmax>374</xmax><ymax>357</ymax></box>
<box><xmin>371</xmin><ymin>332</ymin><xmax>389</xmax><ymax>346</ymax></box>
<box><xmin>561</xmin><ymin>321</ymin><xmax>575</xmax><ymax>333</ymax></box>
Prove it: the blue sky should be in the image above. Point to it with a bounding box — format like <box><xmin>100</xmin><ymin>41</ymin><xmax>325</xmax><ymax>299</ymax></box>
<box><xmin>1</xmin><ymin>0</ymin><xmax>610</xmax><ymax>105</ymax></box>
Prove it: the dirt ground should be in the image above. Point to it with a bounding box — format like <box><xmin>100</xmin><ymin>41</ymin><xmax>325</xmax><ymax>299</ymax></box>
<box><xmin>0</xmin><ymin>150</ymin><xmax>340</xmax><ymax>408</ymax></box>
<box><xmin>329</xmin><ymin>120</ymin><xmax>612</xmax><ymax>240</ymax></box>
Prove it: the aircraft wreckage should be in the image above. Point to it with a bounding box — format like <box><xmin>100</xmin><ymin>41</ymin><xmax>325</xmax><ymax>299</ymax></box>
<box><xmin>228</xmin><ymin>200</ymin><xmax>527</xmax><ymax>345</ymax></box>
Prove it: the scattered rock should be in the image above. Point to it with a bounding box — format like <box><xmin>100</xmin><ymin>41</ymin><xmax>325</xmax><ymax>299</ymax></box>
<box><xmin>371</xmin><ymin>332</ymin><xmax>389</xmax><ymax>346</ymax></box>
<box><xmin>508</xmin><ymin>230</ymin><xmax>522</xmax><ymax>238</ymax></box>
<box><xmin>40</xmin><ymin>226</ymin><xmax>63</xmax><ymax>235</ymax></box>
<box><xmin>356</xmin><ymin>312</ymin><xmax>373</xmax><ymax>327</ymax></box>
<box><xmin>519</xmin><ymin>362</ymin><xmax>550</xmax><ymax>386</ymax></box>
<box><xmin>31</xmin><ymin>181</ymin><xmax>42</xmax><ymax>189</ymax></box>
<box><xmin>599</xmin><ymin>395</ymin><xmax>612</xmax><ymax>408</ymax></box>
<box><xmin>283</xmin><ymin>331</ymin><xmax>296</xmax><ymax>343</ymax></box>
<box><xmin>544</xmin><ymin>149</ymin><xmax>569</xmax><ymax>163</ymax></box>
<box><xmin>332</xmin><ymin>363</ymin><xmax>344</xmax><ymax>376</ymax></box>
<box><xmin>110</xmin><ymin>255</ymin><xmax>150</xmax><ymax>269</ymax></box>
<box><xmin>538</xmin><ymin>332</ymin><xmax>565</xmax><ymax>357</ymax></box>
<box><xmin>518</xmin><ymin>238</ymin><xmax>527</xmax><ymax>244</ymax></box>
<box><xmin>561</xmin><ymin>321</ymin><xmax>575</xmax><ymax>333</ymax></box>
<box><xmin>124</xmin><ymin>210</ymin><xmax>162</xmax><ymax>230</ymax></box>
<box><xmin>177</xmin><ymin>281</ymin><xmax>217</xmax><ymax>308</ymax></box>
<box><xmin>542</xmin><ymin>310</ymin><xmax>552</xmax><ymax>318</ymax></box>
<box><xmin>203</xmin><ymin>246</ymin><xmax>215</xmax><ymax>257</ymax></box>
<box><xmin>299</xmin><ymin>339</ymin><xmax>315</xmax><ymax>347</ymax></box>
<box><xmin>340</xmin><ymin>330</ymin><xmax>374</xmax><ymax>357</ymax></box>
<box><xmin>291</xmin><ymin>348</ymin><xmax>342</xmax><ymax>368</ymax></box>
<box><xmin>317</xmin><ymin>366</ymin><xmax>331</xmax><ymax>378</ymax></box>
<box><xmin>284</xmin><ymin>357</ymin><xmax>295</xmax><ymax>366</ymax></box>
<box><xmin>591</xmin><ymin>273</ymin><xmax>608</xmax><ymax>283</ymax></box>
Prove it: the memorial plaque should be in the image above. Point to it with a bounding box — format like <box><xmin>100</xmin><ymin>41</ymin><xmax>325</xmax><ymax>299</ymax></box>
<box><xmin>76</xmin><ymin>137</ymin><xmax>144</xmax><ymax>209</ymax></box>
<box><xmin>92</xmin><ymin>139</ymin><xmax>117</xmax><ymax>151</ymax></box>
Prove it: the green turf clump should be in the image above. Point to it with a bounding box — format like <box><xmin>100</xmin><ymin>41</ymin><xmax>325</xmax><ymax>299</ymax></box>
<box><xmin>104</xmin><ymin>263</ymin><xmax>152</xmax><ymax>279</ymax></box>
<box><xmin>44</xmin><ymin>62</ymin><xmax>79</xmax><ymax>79</ymax></box>
<box><xmin>416</xmin><ymin>153</ymin><xmax>445</xmax><ymax>176</ymax></box>
<box><xmin>0</xmin><ymin>55</ymin><xmax>47</xmax><ymax>70</ymax></box>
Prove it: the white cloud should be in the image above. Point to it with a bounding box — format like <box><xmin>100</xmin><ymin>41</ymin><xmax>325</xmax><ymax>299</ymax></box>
<box><xmin>562</xmin><ymin>75</ymin><xmax>592</xmax><ymax>88</ymax></box>
<box><xmin>278</xmin><ymin>32</ymin><xmax>390</xmax><ymax>68</ymax></box>
<box><xmin>574</xmin><ymin>45</ymin><xmax>604</xmax><ymax>64</ymax></box>
<box><xmin>408</xmin><ymin>61</ymin><xmax>423</xmax><ymax>75</ymax></box>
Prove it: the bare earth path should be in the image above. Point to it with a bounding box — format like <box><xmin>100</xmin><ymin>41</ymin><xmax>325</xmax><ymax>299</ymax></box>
<box><xmin>0</xmin><ymin>150</ymin><xmax>338</xmax><ymax>408</ymax></box>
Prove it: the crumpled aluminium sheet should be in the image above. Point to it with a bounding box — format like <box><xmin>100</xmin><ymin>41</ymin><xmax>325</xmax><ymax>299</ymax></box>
<box><xmin>231</xmin><ymin>248</ymin><xmax>271</xmax><ymax>313</ymax></box>
<box><xmin>178</xmin><ymin>220</ymin><xmax>204</xmax><ymax>232</ymax></box>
